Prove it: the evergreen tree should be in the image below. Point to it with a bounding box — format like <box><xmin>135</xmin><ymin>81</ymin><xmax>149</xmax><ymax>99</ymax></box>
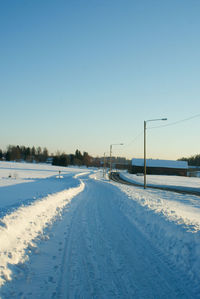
<box><xmin>31</xmin><ymin>146</ymin><xmax>36</xmax><ymax>160</ymax></box>
<box><xmin>179</xmin><ymin>154</ymin><xmax>200</xmax><ymax>166</ymax></box>
<box><xmin>20</xmin><ymin>146</ymin><xmax>26</xmax><ymax>160</ymax></box>
<box><xmin>25</xmin><ymin>147</ymin><xmax>31</xmax><ymax>161</ymax></box>
<box><xmin>74</xmin><ymin>149</ymin><xmax>83</xmax><ymax>166</ymax></box>
<box><xmin>69</xmin><ymin>154</ymin><xmax>75</xmax><ymax>165</ymax></box>
<box><xmin>36</xmin><ymin>147</ymin><xmax>42</xmax><ymax>162</ymax></box>
<box><xmin>52</xmin><ymin>153</ymin><xmax>69</xmax><ymax>167</ymax></box>
<box><xmin>41</xmin><ymin>147</ymin><xmax>48</xmax><ymax>162</ymax></box>
<box><xmin>83</xmin><ymin>152</ymin><xmax>91</xmax><ymax>167</ymax></box>
<box><xmin>5</xmin><ymin>150</ymin><xmax>11</xmax><ymax>161</ymax></box>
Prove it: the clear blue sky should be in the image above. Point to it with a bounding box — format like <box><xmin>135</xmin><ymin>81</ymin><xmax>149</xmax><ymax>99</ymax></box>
<box><xmin>1</xmin><ymin>0</ymin><xmax>200</xmax><ymax>159</ymax></box>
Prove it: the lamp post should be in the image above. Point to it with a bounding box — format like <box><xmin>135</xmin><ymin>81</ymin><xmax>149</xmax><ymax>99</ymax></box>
<box><xmin>144</xmin><ymin>118</ymin><xmax>167</xmax><ymax>189</ymax></box>
<box><xmin>109</xmin><ymin>143</ymin><xmax>123</xmax><ymax>179</ymax></box>
<box><xmin>103</xmin><ymin>152</ymin><xmax>107</xmax><ymax>178</ymax></box>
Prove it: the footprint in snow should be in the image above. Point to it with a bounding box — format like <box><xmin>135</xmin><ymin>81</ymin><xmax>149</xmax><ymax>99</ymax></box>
<box><xmin>48</xmin><ymin>276</ymin><xmax>55</xmax><ymax>283</ymax></box>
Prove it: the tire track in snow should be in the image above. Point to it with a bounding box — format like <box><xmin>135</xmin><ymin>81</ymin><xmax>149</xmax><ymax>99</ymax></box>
<box><xmin>56</xmin><ymin>186</ymin><xmax>100</xmax><ymax>298</ymax></box>
<box><xmin>55</xmin><ymin>178</ymin><xmax>195</xmax><ymax>298</ymax></box>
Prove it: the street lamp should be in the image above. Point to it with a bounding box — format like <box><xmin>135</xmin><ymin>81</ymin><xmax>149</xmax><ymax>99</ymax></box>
<box><xmin>109</xmin><ymin>143</ymin><xmax>123</xmax><ymax>179</ymax></box>
<box><xmin>103</xmin><ymin>152</ymin><xmax>109</xmax><ymax>178</ymax></box>
<box><xmin>144</xmin><ymin>118</ymin><xmax>167</xmax><ymax>189</ymax></box>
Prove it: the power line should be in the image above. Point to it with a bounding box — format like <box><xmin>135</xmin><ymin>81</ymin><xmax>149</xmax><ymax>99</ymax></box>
<box><xmin>116</xmin><ymin>113</ymin><xmax>200</xmax><ymax>153</ymax></box>
<box><xmin>124</xmin><ymin>130</ymin><xmax>143</xmax><ymax>147</ymax></box>
<box><xmin>148</xmin><ymin>113</ymin><xmax>200</xmax><ymax>130</ymax></box>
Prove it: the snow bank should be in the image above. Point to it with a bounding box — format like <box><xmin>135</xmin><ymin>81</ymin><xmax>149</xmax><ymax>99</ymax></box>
<box><xmin>74</xmin><ymin>171</ymin><xmax>91</xmax><ymax>178</ymax></box>
<box><xmin>0</xmin><ymin>162</ymin><xmax>94</xmax><ymax>218</ymax></box>
<box><xmin>0</xmin><ymin>180</ymin><xmax>85</xmax><ymax>287</ymax></box>
<box><xmin>120</xmin><ymin>171</ymin><xmax>200</xmax><ymax>193</ymax></box>
<box><xmin>113</xmin><ymin>182</ymin><xmax>200</xmax><ymax>290</ymax></box>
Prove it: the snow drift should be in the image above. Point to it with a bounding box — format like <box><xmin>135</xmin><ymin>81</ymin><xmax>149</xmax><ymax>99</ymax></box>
<box><xmin>0</xmin><ymin>180</ymin><xmax>85</xmax><ymax>287</ymax></box>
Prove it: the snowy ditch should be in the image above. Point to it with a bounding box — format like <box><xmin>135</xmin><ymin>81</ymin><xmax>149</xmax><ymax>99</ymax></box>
<box><xmin>0</xmin><ymin>180</ymin><xmax>85</xmax><ymax>287</ymax></box>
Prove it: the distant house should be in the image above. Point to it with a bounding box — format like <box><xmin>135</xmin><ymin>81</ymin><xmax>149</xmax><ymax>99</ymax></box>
<box><xmin>115</xmin><ymin>162</ymin><xmax>131</xmax><ymax>170</ymax></box>
<box><xmin>46</xmin><ymin>157</ymin><xmax>53</xmax><ymax>164</ymax></box>
<box><xmin>188</xmin><ymin>166</ymin><xmax>200</xmax><ymax>177</ymax></box>
<box><xmin>130</xmin><ymin>158</ymin><xmax>188</xmax><ymax>176</ymax></box>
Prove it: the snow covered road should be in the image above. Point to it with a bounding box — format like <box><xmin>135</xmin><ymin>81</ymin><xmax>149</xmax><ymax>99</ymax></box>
<box><xmin>56</xmin><ymin>178</ymin><xmax>193</xmax><ymax>298</ymax></box>
<box><xmin>0</xmin><ymin>163</ymin><xmax>200</xmax><ymax>298</ymax></box>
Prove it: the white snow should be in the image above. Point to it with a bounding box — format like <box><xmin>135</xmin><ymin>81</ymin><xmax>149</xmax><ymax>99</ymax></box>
<box><xmin>0</xmin><ymin>162</ymin><xmax>200</xmax><ymax>298</ymax></box>
<box><xmin>0</xmin><ymin>162</ymin><xmax>88</xmax><ymax>214</ymax></box>
<box><xmin>120</xmin><ymin>171</ymin><xmax>200</xmax><ymax>192</ymax></box>
<box><xmin>132</xmin><ymin>158</ymin><xmax>188</xmax><ymax>169</ymax></box>
<box><xmin>0</xmin><ymin>162</ymin><xmax>89</xmax><ymax>288</ymax></box>
<box><xmin>0</xmin><ymin>182</ymin><xmax>84</xmax><ymax>287</ymax></box>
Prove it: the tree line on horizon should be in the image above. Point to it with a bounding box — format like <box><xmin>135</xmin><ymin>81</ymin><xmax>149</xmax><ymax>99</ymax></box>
<box><xmin>3</xmin><ymin>144</ymin><xmax>199</xmax><ymax>167</ymax></box>
<box><xmin>0</xmin><ymin>145</ymin><xmax>48</xmax><ymax>163</ymax></box>
<box><xmin>178</xmin><ymin>154</ymin><xmax>200</xmax><ymax>166</ymax></box>
<box><xmin>52</xmin><ymin>150</ymin><xmax>95</xmax><ymax>167</ymax></box>
<box><xmin>0</xmin><ymin>145</ymin><xmax>100</xmax><ymax>167</ymax></box>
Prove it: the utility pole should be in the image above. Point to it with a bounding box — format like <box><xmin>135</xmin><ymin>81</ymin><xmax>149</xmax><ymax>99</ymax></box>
<box><xmin>109</xmin><ymin>143</ymin><xmax>123</xmax><ymax>180</ymax></box>
<box><xmin>144</xmin><ymin>118</ymin><xmax>167</xmax><ymax>189</ymax></box>
<box><xmin>109</xmin><ymin>145</ymin><xmax>112</xmax><ymax>180</ymax></box>
<box><xmin>103</xmin><ymin>152</ymin><xmax>106</xmax><ymax>178</ymax></box>
<box><xmin>144</xmin><ymin>121</ymin><xmax>147</xmax><ymax>188</ymax></box>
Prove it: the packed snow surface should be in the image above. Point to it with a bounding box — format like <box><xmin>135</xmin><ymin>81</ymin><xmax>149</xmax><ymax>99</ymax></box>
<box><xmin>0</xmin><ymin>162</ymin><xmax>200</xmax><ymax>298</ymax></box>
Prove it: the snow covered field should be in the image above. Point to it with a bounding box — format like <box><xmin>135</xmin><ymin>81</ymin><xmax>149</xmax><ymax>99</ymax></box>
<box><xmin>0</xmin><ymin>162</ymin><xmax>200</xmax><ymax>298</ymax></box>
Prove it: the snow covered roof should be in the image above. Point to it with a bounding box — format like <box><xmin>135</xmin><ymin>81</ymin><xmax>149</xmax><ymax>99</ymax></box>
<box><xmin>132</xmin><ymin>158</ymin><xmax>188</xmax><ymax>169</ymax></box>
